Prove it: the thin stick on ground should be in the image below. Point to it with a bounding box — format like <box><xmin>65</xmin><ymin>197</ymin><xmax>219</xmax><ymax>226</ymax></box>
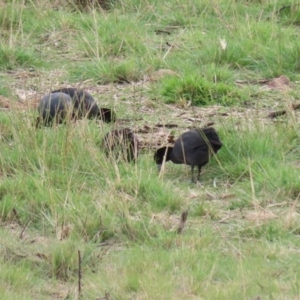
<box><xmin>78</xmin><ymin>250</ymin><xmax>82</xmax><ymax>298</ymax></box>
<box><xmin>268</xmin><ymin>100</ymin><xmax>300</xmax><ymax>118</ymax></box>
<box><xmin>177</xmin><ymin>210</ymin><xmax>188</xmax><ymax>234</ymax></box>
<box><xmin>12</xmin><ymin>208</ymin><xmax>21</xmax><ymax>224</ymax></box>
<box><xmin>19</xmin><ymin>219</ymin><xmax>31</xmax><ymax>239</ymax></box>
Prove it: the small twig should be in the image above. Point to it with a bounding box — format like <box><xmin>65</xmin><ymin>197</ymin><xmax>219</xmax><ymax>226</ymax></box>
<box><xmin>177</xmin><ymin>210</ymin><xmax>188</xmax><ymax>234</ymax></box>
<box><xmin>78</xmin><ymin>250</ymin><xmax>82</xmax><ymax>298</ymax></box>
<box><xmin>268</xmin><ymin>101</ymin><xmax>300</xmax><ymax>118</ymax></box>
<box><xmin>19</xmin><ymin>219</ymin><xmax>31</xmax><ymax>239</ymax></box>
<box><xmin>162</xmin><ymin>29</ymin><xmax>185</xmax><ymax>60</ymax></box>
<box><xmin>268</xmin><ymin>110</ymin><xmax>287</xmax><ymax>118</ymax></box>
<box><xmin>217</xmin><ymin>216</ymin><xmax>230</xmax><ymax>223</ymax></box>
<box><xmin>155</xmin><ymin>123</ymin><xmax>178</xmax><ymax>128</ymax></box>
<box><xmin>154</xmin><ymin>29</ymin><xmax>171</xmax><ymax>35</ymax></box>
<box><xmin>12</xmin><ymin>208</ymin><xmax>21</xmax><ymax>224</ymax></box>
<box><xmin>235</xmin><ymin>79</ymin><xmax>269</xmax><ymax>85</ymax></box>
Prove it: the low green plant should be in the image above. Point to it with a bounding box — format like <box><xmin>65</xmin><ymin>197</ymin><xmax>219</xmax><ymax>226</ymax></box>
<box><xmin>0</xmin><ymin>45</ymin><xmax>43</xmax><ymax>70</ymax></box>
<box><xmin>239</xmin><ymin>221</ymin><xmax>288</xmax><ymax>242</ymax></box>
<box><xmin>160</xmin><ymin>75</ymin><xmax>242</xmax><ymax>106</ymax></box>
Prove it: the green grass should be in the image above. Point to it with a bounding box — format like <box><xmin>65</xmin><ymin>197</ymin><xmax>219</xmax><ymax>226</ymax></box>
<box><xmin>0</xmin><ymin>0</ymin><xmax>300</xmax><ymax>299</ymax></box>
<box><xmin>160</xmin><ymin>75</ymin><xmax>243</xmax><ymax>105</ymax></box>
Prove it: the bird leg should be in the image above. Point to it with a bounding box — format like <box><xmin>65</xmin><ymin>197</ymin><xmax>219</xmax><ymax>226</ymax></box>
<box><xmin>191</xmin><ymin>165</ymin><xmax>196</xmax><ymax>183</ymax></box>
<box><xmin>191</xmin><ymin>165</ymin><xmax>203</xmax><ymax>183</ymax></box>
<box><xmin>197</xmin><ymin>165</ymin><xmax>202</xmax><ymax>182</ymax></box>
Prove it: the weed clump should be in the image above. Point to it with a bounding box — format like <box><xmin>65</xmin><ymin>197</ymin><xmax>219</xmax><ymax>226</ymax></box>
<box><xmin>0</xmin><ymin>46</ymin><xmax>42</xmax><ymax>70</ymax></box>
<box><xmin>160</xmin><ymin>75</ymin><xmax>242</xmax><ymax>106</ymax></box>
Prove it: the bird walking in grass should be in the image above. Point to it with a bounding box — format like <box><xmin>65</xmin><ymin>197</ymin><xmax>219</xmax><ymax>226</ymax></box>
<box><xmin>154</xmin><ymin>127</ymin><xmax>223</xmax><ymax>183</ymax></box>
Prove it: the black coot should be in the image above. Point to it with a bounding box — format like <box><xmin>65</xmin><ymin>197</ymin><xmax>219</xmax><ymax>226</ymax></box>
<box><xmin>51</xmin><ymin>87</ymin><xmax>116</xmax><ymax>122</ymax></box>
<box><xmin>36</xmin><ymin>92</ymin><xmax>73</xmax><ymax>127</ymax></box>
<box><xmin>154</xmin><ymin>127</ymin><xmax>223</xmax><ymax>182</ymax></box>
<box><xmin>103</xmin><ymin>128</ymin><xmax>139</xmax><ymax>162</ymax></box>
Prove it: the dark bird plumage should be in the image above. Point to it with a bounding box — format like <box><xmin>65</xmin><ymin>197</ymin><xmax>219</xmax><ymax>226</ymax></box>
<box><xmin>36</xmin><ymin>92</ymin><xmax>73</xmax><ymax>127</ymax></box>
<box><xmin>51</xmin><ymin>87</ymin><xmax>116</xmax><ymax>123</ymax></box>
<box><xmin>154</xmin><ymin>127</ymin><xmax>223</xmax><ymax>182</ymax></box>
<box><xmin>103</xmin><ymin>128</ymin><xmax>139</xmax><ymax>163</ymax></box>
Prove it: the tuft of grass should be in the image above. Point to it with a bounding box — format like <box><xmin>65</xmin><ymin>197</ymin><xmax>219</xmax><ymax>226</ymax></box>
<box><xmin>69</xmin><ymin>59</ymin><xmax>145</xmax><ymax>83</ymax></box>
<box><xmin>160</xmin><ymin>75</ymin><xmax>243</xmax><ymax>106</ymax></box>
<box><xmin>276</xmin><ymin>4</ymin><xmax>300</xmax><ymax>26</ymax></box>
<box><xmin>211</xmin><ymin>123</ymin><xmax>300</xmax><ymax>200</ymax></box>
<box><xmin>0</xmin><ymin>45</ymin><xmax>43</xmax><ymax>70</ymax></box>
<box><xmin>239</xmin><ymin>221</ymin><xmax>289</xmax><ymax>242</ymax></box>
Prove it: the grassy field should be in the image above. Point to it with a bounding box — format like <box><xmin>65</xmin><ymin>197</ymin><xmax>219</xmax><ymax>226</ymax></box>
<box><xmin>1</xmin><ymin>0</ymin><xmax>300</xmax><ymax>299</ymax></box>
